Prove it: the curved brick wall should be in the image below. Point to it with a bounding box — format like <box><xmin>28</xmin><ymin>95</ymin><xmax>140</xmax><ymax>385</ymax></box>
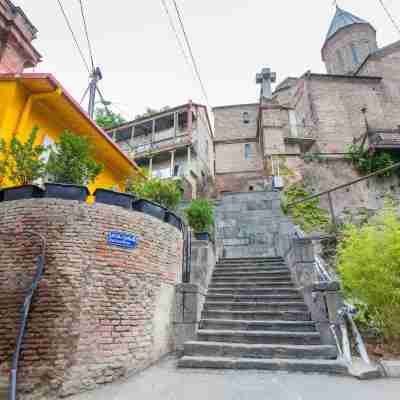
<box><xmin>0</xmin><ymin>199</ymin><xmax>183</xmax><ymax>398</ymax></box>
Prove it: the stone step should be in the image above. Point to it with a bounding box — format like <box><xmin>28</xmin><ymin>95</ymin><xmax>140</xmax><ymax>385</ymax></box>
<box><xmin>201</xmin><ymin>319</ymin><xmax>316</xmax><ymax>332</ymax></box>
<box><xmin>204</xmin><ymin>301</ymin><xmax>309</xmax><ymax>312</ymax></box>
<box><xmin>213</xmin><ymin>271</ymin><xmax>291</xmax><ymax>278</ymax></box>
<box><xmin>183</xmin><ymin>341</ymin><xmax>338</xmax><ymax>360</ymax></box>
<box><xmin>202</xmin><ymin>310</ymin><xmax>311</xmax><ymax>321</ymax></box>
<box><xmin>197</xmin><ymin>329</ymin><xmax>321</xmax><ymax>345</ymax></box>
<box><xmin>216</xmin><ymin>262</ymin><xmax>287</xmax><ymax>268</ymax></box>
<box><xmin>218</xmin><ymin>257</ymin><xmax>284</xmax><ymax>263</ymax></box>
<box><xmin>205</xmin><ymin>294</ymin><xmax>303</xmax><ymax>303</ymax></box>
<box><xmin>211</xmin><ymin>276</ymin><xmax>293</xmax><ymax>283</ymax></box>
<box><xmin>207</xmin><ymin>287</ymin><xmax>299</xmax><ymax>296</ymax></box>
<box><xmin>209</xmin><ymin>281</ymin><xmax>295</xmax><ymax>289</ymax></box>
<box><xmin>0</xmin><ymin>375</ymin><xmax>8</xmax><ymax>400</ymax></box>
<box><xmin>178</xmin><ymin>356</ymin><xmax>348</xmax><ymax>375</ymax></box>
<box><xmin>213</xmin><ymin>267</ymin><xmax>290</xmax><ymax>274</ymax></box>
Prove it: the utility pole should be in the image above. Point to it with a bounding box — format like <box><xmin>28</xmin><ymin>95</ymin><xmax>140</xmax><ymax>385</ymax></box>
<box><xmin>87</xmin><ymin>66</ymin><xmax>103</xmax><ymax>119</ymax></box>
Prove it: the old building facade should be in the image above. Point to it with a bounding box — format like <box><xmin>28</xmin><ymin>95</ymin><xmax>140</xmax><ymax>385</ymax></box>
<box><xmin>108</xmin><ymin>102</ymin><xmax>215</xmax><ymax>199</ymax></box>
<box><xmin>214</xmin><ymin>6</ymin><xmax>400</xmax><ymax>195</ymax></box>
<box><xmin>0</xmin><ymin>0</ymin><xmax>41</xmax><ymax>73</ymax></box>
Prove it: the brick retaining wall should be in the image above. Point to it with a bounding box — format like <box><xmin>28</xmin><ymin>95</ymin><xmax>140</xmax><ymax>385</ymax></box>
<box><xmin>0</xmin><ymin>199</ymin><xmax>183</xmax><ymax>398</ymax></box>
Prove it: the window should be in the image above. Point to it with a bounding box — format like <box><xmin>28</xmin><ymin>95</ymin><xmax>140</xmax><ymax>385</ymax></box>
<box><xmin>243</xmin><ymin>112</ymin><xmax>250</xmax><ymax>124</ymax></box>
<box><xmin>244</xmin><ymin>143</ymin><xmax>251</xmax><ymax>160</ymax></box>
<box><xmin>173</xmin><ymin>164</ymin><xmax>181</xmax><ymax>177</ymax></box>
<box><xmin>155</xmin><ymin>114</ymin><xmax>174</xmax><ymax>133</ymax></box>
<box><xmin>289</xmin><ymin>110</ymin><xmax>298</xmax><ymax>138</ymax></box>
<box><xmin>115</xmin><ymin>127</ymin><xmax>132</xmax><ymax>142</ymax></box>
<box><xmin>350</xmin><ymin>44</ymin><xmax>359</xmax><ymax>66</ymax></box>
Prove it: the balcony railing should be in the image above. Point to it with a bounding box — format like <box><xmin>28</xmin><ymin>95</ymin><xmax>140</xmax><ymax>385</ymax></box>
<box><xmin>369</xmin><ymin>129</ymin><xmax>400</xmax><ymax>149</ymax></box>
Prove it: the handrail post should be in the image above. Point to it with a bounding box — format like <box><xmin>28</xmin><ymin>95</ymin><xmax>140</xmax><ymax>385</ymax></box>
<box><xmin>327</xmin><ymin>192</ymin><xmax>337</xmax><ymax>231</ymax></box>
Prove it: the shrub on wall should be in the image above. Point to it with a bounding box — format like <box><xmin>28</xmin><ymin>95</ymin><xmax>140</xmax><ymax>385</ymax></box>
<box><xmin>0</xmin><ymin>139</ymin><xmax>8</xmax><ymax>187</ymax></box>
<box><xmin>127</xmin><ymin>168</ymin><xmax>183</xmax><ymax>211</ymax></box>
<box><xmin>2</xmin><ymin>127</ymin><xmax>47</xmax><ymax>185</ymax></box>
<box><xmin>337</xmin><ymin>204</ymin><xmax>400</xmax><ymax>341</ymax></box>
<box><xmin>46</xmin><ymin>131</ymin><xmax>103</xmax><ymax>185</ymax></box>
<box><xmin>281</xmin><ymin>184</ymin><xmax>330</xmax><ymax>233</ymax></box>
<box><xmin>185</xmin><ymin>199</ymin><xmax>214</xmax><ymax>233</ymax></box>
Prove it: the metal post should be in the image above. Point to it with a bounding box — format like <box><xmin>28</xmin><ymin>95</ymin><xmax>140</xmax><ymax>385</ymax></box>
<box><xmin>88</xmin><ymin>67</ymin><xmax>103</xmax><ymax>119</ymax></box>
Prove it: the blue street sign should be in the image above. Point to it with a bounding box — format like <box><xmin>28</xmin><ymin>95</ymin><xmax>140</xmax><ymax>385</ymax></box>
<box><xmin>107</xmin><ymin>231</ymin><xmax>138</xmax><ymax>249</ymax></box>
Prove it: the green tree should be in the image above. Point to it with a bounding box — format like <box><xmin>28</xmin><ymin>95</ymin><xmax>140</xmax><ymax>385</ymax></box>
<box><xmin>46</xmin><ymin>131</ymin><xmax>103</xmax><ymax>185</ymax></box>
<box><xmin>7</xmin><ymin>127</ymin><xmax>47</xmax><ymax>185</ymax></box>
<box><xmin>0</xmin><ymin>139</ymin><xmax>9</xmax><ymax>187</ymax></box>
<box><xmin>134</xmin><ymin>106</ymin><xmax>170</xmax><ymax>120</ymax></box>
<box><xmin>185</xmin><ymin>199</ymin><xmax>214</xmax><ymax>233</ymax></box>
<box><xmin>127</xmin><ymin>168</ymin><xmax>182</xmax><ymax>210</ymax></box>
<box><xmin>338</xmin><ymin>203</ymin><xmax>400</xmax><ymax>341</ymax></box>
<box><xmin>95</xmin><ymin>107</ymin><xmax>126</xmax><ymax>129</ymax></box>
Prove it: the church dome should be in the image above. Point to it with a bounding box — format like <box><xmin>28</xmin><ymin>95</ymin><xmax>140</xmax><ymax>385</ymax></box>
<box><xmin>322</xmin><ymin>6</ymin><xmax>377</xmax><ymax>75</ymax></box>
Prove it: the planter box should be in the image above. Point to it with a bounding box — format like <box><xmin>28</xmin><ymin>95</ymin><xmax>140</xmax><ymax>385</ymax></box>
<box><xmin>165</xmin><ymin>211</ymin><xmax>183</xmax><ymax>231</ymax></box>
<box><xmin>94</xmin><ymin>189</ymin><xmax>136</xmax><ymax>209</ymax></box>
<box><xmin>45</xmin><ymin>183</ymin><xmax>89</xmax><ymax>202</ymax></box>
<box><xmin>133</xmin><ymin>199</ymin><xmax>166</xmax><ymax>222</ymax></box>
<box><xmin>0</xmin><ymin>190</ymin><xmax>3</xmax><ymax>203</ymax></box>
<box><xmin>2</xmin><ymin>185</ymin><xmax>44</xmax><ymax>202</ymax></box>
<box><xmin>194</xmin><ymin>232</ymin><xmax>209</xmax><ymax>241</ymax></box>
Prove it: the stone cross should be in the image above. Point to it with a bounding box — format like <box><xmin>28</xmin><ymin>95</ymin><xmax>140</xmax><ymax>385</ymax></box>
<box><xmin>256</xmin><ymin>67</ymin><xmax>276</xmax><ymax>101</ymax></box>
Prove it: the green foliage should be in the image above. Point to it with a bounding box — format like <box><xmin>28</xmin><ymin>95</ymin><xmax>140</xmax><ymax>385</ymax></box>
<box><xmin>95</xmin><ymin>107</ymin><xmax>126</xmax><ymax>129</ymax></box>
<box><xmin>185</xmin><ymin>199</ymin><xmax>214</xmax><ymax>233</ymax></box>
<box><xmin>338</xmin><ymin>205</ymin><xmax>400</xmax><ymax>341</ymax></box>
<box><xmin>6</xmin><ymin>127</ymin><xmax>47</xmax><ymax>185</ymax></box>
<box><xmin>0</xmin><ymin>139</ymin><xmax>8</xmax><ymax>187</ymax></box>
<box><xmin>302</xmin><ymin>153</ymin><xmax>326</xmax><ymax>163</ymax></box>
<box><xmin>135</xmin><ymin>106</ymin><xmax>170</xmax><ymax>120</ymax></box>
<box><xmin>281</xmin><ymin>184</ymin><xmax>330</xmax><ymax>233</ymax></box>
<box><xmin>127</xmin><ymin>169</ymin><xmax>182</xmax><ymax>210</ymax></box>
<box><xmin>46</xmin><ymin>131</ymin><xmax>103</xmax><ymax>185</ymax></box>
<box><xmin>346</xmin><ymin>145</ymin><xmax>400</xmax><ymax>177</ymax></box>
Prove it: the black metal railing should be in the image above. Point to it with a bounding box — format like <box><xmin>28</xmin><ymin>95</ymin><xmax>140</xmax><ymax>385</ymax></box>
<box><xmin>0</xmin><ymin>230</ymin><xmax>46</xmax><ymax>400</ymax></box>
<box><xmin>182</xmin><ymin>225</ymin><xmax>192</xmax><ymax>283</ymax></box>
<box><xmin>287</xmin><ymin>160</ymin><xmax>400</xmax><ymax>230</ymax></box>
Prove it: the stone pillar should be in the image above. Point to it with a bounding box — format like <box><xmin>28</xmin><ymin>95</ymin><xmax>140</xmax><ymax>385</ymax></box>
<box><xmin>292</xmin><ymin>238</ymin><xmax>316</xmax><ymax>289</ymax></box>
<box><xmin>187</xmin><ymin>145</ymin><xmax>192</xmax><ymax>169</ymax></box>
<box><xmin>170</xmin><ymin>150</ymin><xmax>175</xmax><ymax>177</ymax></box>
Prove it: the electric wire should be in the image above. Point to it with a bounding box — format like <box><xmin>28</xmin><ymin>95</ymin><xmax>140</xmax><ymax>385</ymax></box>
<box><xmin>78</xmin><ymin>0</ymin><xmax>96</xmax><ymax>71</ymax></box>
<box><xmin>56</xmin><ymin>0</ymin><xmax>91</xmax><ymax>74</ymax></box>
<box><xmin>171</xmin><ymin>0</ymin><xmax>211</xmax><ymax>109</ymax></box>
<box><xmin>378</xmin><ymin>0</ymin><xmax>400</xmax><ymax>36</ymax></box>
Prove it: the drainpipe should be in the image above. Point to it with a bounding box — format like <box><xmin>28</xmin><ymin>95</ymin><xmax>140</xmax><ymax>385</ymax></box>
<box><xmin>14</xmin><ymin>86</ymin><xmax>63</xmax><ymax>136</ymax></box>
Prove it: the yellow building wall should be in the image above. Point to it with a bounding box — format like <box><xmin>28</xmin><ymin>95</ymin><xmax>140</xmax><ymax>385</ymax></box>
<box><xmin>0</xmin><ymin>81</ymin><xmax>131</xmax><ymax>195</ymax></box>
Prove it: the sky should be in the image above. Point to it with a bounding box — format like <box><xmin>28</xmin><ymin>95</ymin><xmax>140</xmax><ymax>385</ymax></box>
<box><xmin>16</xmin><ymin>0</ymin><xmax>400</xmax><ymax>120</ymax></box>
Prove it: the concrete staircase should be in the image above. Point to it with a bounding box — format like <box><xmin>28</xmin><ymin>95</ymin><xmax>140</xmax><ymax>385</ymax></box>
<box><xmin>178</xmin><ymin>256</ymin><xmax>347</xmax><ymax>374</ymax></box>
<box><xmin>178</xmin><ymin>191</ymin><xmax>348</xmax><ymax>374</ymax></box>
<box><xmin>0</xmin><ymin>375</ymin><xmax>8</xmax><ymax>400</ymax></box>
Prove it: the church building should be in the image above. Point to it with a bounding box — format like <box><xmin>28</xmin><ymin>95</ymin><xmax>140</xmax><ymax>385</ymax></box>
<box><xmin>214</xmin><ymin>6</ymin><xmax>400</xmax><ymax>194</ymax></box>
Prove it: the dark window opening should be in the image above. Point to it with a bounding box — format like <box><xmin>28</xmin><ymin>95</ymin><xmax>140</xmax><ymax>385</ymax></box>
<box><xmin>155</xmin><ymin>114</ymin><xmax>174</xmax><ymax>133</ymax></box>
<box><xmin>178</xmin><ymin>112</ymin><xmax>188</xmax><ymax>131</ymax></box>
<box><xmin>243</xmin><ymin>112</ymin><xmax>250</xmax><ymax>124</ymax></box>
<box><xmin>173</xmin><ymin>164</ymin><xmax>180</xmax><ymax>177</ymax></box>
<box><xmin>244</xmin><ymin>143</ymin><xmax>251</xmax><ymax>160</ymax></box>
<box><xmin>249</xmin><ymin>186</ymin><xmax>254</xmax><ymax>191</ymax></box>
<box><xmin>115</xmin><ymin>127</ymin><xmax>132</xmax><ymax>142</ymax></box>
<box><xmin>135</xmin><ymin>120</ymin><xmax>153</xmax><ymax>136</ymax></box>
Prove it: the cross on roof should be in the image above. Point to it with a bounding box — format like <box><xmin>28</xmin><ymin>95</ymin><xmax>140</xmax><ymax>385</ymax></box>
<box><xmin>256</xmin><ymin>68</ymin><xmax>276</xmax><ymax>101</ymax></box>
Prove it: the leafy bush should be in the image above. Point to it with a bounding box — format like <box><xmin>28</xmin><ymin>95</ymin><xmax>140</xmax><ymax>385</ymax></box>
<box><xmin>185</xmin><ymin>199</ymin><xmax>214</xmax><ymax>233</ymax></box>
<box><xmin>127</xmin><ymin>169</ymin><xmax>182</xmax><ymax>210</ymax></box>
<box><xmin>346</xmin><ymin>145</ymin><xmax>400</xmax><ymax>177</ymax></box>
<box><xmin>95</xmin><ymin>107</ymin><xmax>126</xmax><ymax>129</ymax></box>
<box><xmin>337</xmin><ymin>205</ymin><xmax>400</xmax><ymax>341</ymax></box>
<box><xmin>281</xmin><ymin>184</ymin><xmax>330</xmax><ymax>233</ymax></box>
<box><xmin>0</xmin><ymin>139</ymin><xmax>8</xmax><ymax>187</ymax></box>
<box><xmin>5</xmin><ymin>127</ymin><xmax>47</xmax><ymax>185</ymax></box>
<box><xmin>46</xmin><ymin>131</ymin><xmax>103</xmax><ymax>185</ymax></box>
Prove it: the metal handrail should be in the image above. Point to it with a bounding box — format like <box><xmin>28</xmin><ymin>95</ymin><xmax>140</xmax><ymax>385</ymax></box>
<box><xmin>0</xmin><ymin>230</ymin><xmax>46</xmax><ymax>400</ymax></box>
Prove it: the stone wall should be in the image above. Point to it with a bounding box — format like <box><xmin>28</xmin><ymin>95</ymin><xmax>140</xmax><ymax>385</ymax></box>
<box><xmin>0</xmin><ymin>199</ymin><xmax>183</xmax><ymax>398</ymax></box>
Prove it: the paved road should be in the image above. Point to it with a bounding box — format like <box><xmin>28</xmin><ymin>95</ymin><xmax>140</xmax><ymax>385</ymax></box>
<box><xmin>70</xmin><ymin>355</ymin><xmax>400</xmax><ymax>400</ymax></box>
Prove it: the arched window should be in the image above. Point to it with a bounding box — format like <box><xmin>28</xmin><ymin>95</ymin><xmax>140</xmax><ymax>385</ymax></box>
<box><xmin>350</xmin><ymin>43</ymin><xmax>360</xmax><ymax>66</ymax></box>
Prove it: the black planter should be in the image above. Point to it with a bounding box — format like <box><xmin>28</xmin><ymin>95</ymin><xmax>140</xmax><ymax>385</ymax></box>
<box><xmin>133</xmin><ymin>199</ymin><xmax>166</xmax><ymax>222</ymax></box>
<box><xmin>45</xmin><ymin>183</ymin><xmax>89</xmax><ymax>202</ymax></box>
<box><xmin>94</xmin><ymin>188</ymin><xmax>136</xmax><ymax>209</ymax></box>
<box><xmin>165</xmin><ymin>211</ymin><xmax>183</xmax><ymax>231</ymax></box>
<box><xmin>0</xmin><ymin>189</ymin><xmax>3</xmax><ymax>203</ymax></box>
<box><xmin>2</xmin><ymin>185</ymin><xmax>44</xmax><ymax>202</ymax></box>
<box><xmin>195</xmin><ymin>232</ymin><xmax>209</xmax><ymax>241</ymax></box>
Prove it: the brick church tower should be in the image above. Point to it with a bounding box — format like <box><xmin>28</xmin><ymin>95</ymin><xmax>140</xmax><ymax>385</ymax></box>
<box><xmin>0</xmin><ymin>0</ymin><xmax>41</xmax><ymax>73</ymax></box>
<box><xmin>322</xmin><ymin>6</ymin><xmax>378</xmax><ymax>75</ymax></box>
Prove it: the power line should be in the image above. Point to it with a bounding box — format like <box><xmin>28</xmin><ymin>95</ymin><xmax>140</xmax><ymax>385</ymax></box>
<box><xmin>171</xmin><ymin>0</ymin><xmax>211</xmax><ymax>108</ymax></box>
<box><xmin>378</xmin><ymin>0</ymin><xmax>400</xmax><ymax>36</ymax></box>
<box><xmin>78</xmin><ymin>0</ymin><xmax>96</xmax><ymax>71</ymax></box>
<box><xmin>56</xmin><ymin>0</ymin><xmax>91</xmax><ymax>74</ymax></box>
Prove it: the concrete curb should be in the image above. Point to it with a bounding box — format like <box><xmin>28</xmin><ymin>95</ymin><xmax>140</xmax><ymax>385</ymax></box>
<box><xmin>379</xmin><ymin>361</ymin><xmax>400</xmax><ymax>378</ymax></box>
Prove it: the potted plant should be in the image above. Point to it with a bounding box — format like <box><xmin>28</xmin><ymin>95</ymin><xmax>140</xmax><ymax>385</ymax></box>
<box><xmin>127</xmin><ymin>170</ymin><xmax>183</xmax><ymax>224</ymax></box>
<box><xmin>185</xmin><ymin>199</ymin><xmax>214</xmax><ymax>240</ymax></box>
<box><xmin>45</xmin><ymin>130</ymin><xmax>103</xmax><ymax>201</ymax></box>
<box><xmin>94</xmin><ymin>187</ymin><xmax>136</xmax><ymax>209</ymax></box>
<box><xmin>0</xmin><ymin>128</ymin><xmax>46</xmax><ymax>201</ymax></box>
